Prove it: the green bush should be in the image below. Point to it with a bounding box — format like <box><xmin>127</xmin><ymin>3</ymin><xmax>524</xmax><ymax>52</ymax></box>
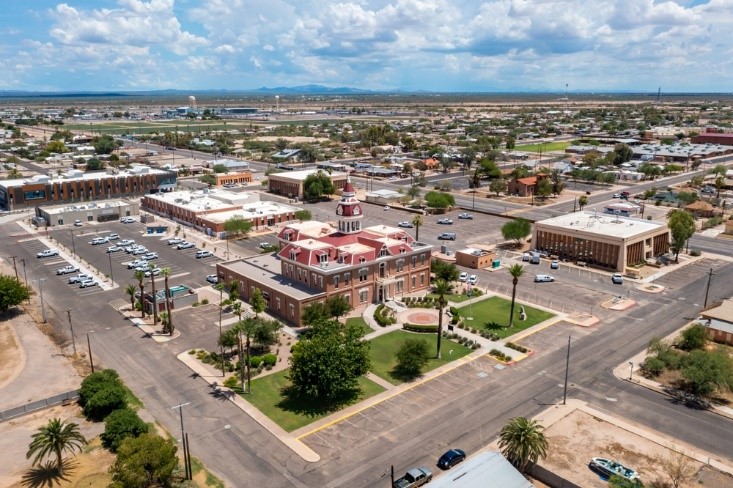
<box><xmin>689</xmin><ymin>249</ymin><xmax>701</xmax><ymax>256</ymax></box>
<box><xmin>201</xmin><ymin>298</ymin><xmax>209</xmax><ymax>305</ymax></box>
<box><xmin>263</xmin><ymin>353</ymin><xmax>277</xmax><ymax>367</ymax></box>
<box><xmin>678</xmin><ymin>324</ymin><xmax>707</xmax><ymax>351</ymax></box>
<box><xmin>506</xmin><ymin>342</ymin><xmax>528</xmax><ymax>353</ymax></box>
<box><xmin>102</xmin><ymin>408</ymin><xmax>149</xmax><ymax>452</ymax></box>
<box><xmin>79</xmin><ymin>369</ymin><xmax>128</xmax><ymax>421</ymax></box>
<box><xmin>402</xmin><ymin>323</ymin><xmax>438</xmax><ymax>333</ymax></box>
<box><xmin>249</xmin><ymin>356</ymin><xmax>263</xmax><ymax>368</ymax></box>
<box><xmin>223</xmin><ymin>376</ymin><xmax>239</xmax><ymax>389</ymax></box>
<box><xmin>393</xmin><ymin>338</ymin><xmax>431</xmax><ymax>381</ymax></box>
<box><xmin>642</xmin><ymin>356</ymin><xmax>665</xmax><ymax>377</ymax></box>
<box><xmin>449</xmin><ymin>306</ymin><xmax>459</xmax><ymax>316</ymax></box>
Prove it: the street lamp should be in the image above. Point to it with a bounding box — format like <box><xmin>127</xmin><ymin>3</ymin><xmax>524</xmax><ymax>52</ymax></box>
<box><xmin>70</xmin><ymin>230</ymin><xmax>76</xmax><ymax>255</ymax></box>
<box><xmin>108</xmin><ymin>251</ymin><xmax>114</xmax><ymax>283</ymax></box>
<box><xmin>171</xmin><ymin>402</ymin><xmax>192</xmax><ymax>480</ymax></box>
<box><xmin>628</xmin><ymin>361</ymin><xmax>634</xmax><ymax>380</ymax></box>
<box><xmin>37</xmin><ymin>278</ymin><xmax>47</xmax><ymax>323</ymax></box>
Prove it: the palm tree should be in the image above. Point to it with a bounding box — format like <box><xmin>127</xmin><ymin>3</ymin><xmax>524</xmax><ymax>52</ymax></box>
<box><xmin>26</xmin><ymin>418</ymin><xmax>86</xmax><ymax>475</ymax></box>
<box><xmin>498</xmin><ymin>416</ymin><xmax>548</xmax><ymax>473</ymax></box>
<box><xmin>433</xmin><ymin>279</ymin><xmax>451</xmax><ymax>359</ymax></box>
<box><xmin>412</xmin><ymin>214</ymin><xmax>424</xmax><ymax>242</ymax></box>
<box><xmin>124</xmin><ymin>284</ymin><xmax>137</xmax><ymax>311</ymax></box>
<box><xmin>134</xmin><ymin>270</ymin><xmax>146</xmax><ymax>318</ymax></box>
<box><xmin>160</xmin><ymin>267</ymin><xmax>173</xmax><ymax>334</ymax></box>
<box><xmin>578</xmin><ymin>194</ymin><xmax>588</xmax><ymax>210</ymax></box>
<box><xmin>148</xmin><ymin>264</ymin><xmax>158</xmax><ymax>325</ymax></box>
<box><xmin>508</xmin><ymin>264</ymin><xmax>525</xmax><ymax>327</ymax></box>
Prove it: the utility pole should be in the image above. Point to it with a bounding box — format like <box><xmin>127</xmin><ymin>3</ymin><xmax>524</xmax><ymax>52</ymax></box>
<box><xmin>65</xmin><ymin>309</ymin><xmax>77</xmax><ymax>355</ymax></box>
<box><xmin>219</xmin><ymin>286</ymin><xmax>225</xmax><ymax>377</ymax></box>
<box><xmin>562</xmin><ymin>335</ymin><xmax>571</xmax><ymax>405</ymax></box>
<box><xmin>9</xmin><ymin>256</ymin><xmax>18</xmax><ymax>281</ymax></box>
<box><xmin>172</xmin><ymin>402</ymin><xmax>191</xmax><ymax>480</ymax></box>
<box><xmin>87</xmin><ymin>334</ymin><xmax>95</xmax><ymax>373</ymax></box>
<box><xmin>19</xmin><ymin>258</ymin><xmax>28</xmax><ymax>286</ymax></box>
<box><xmin>70</xmin><ymin>230</ymin><xmax>76</xmax><ymax>255</ymax></box>
<box><xmin>703</xmin><ymin>268</ymin><xmax>714</xmax><ymax>308</ymax></box>
<box><xmin>37</xmin><ymin>278</ymin><xmax>47</xmax><ymax>323</ymax></box>
<box><xmin>107</xmin><ymin>251</ymin><xmax>114</xmax><ymax>283</ymax></box>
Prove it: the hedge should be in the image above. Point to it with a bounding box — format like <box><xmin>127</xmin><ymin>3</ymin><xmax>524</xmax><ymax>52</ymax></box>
<box><xmin>403</xmin><ymin>323</ymin><xmax>438</xmax><ymax>333</ymax></box>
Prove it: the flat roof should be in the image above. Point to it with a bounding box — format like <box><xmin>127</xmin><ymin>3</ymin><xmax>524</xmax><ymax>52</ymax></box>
<box><xmin>269</xmin><ymin>169</ymin><xmax>348</xmax><ymax>182</ymax></box>
<box><xmin>429</xmin><ymin>451</ymin><xmax>533</xmax><ymax>488</ymax></box>
<box><xmin>41</xmin><ymin>200</ymin><xmax>131</xmax><ymax>215</ymax></box>
<box><xmin>222</xmin><ymin>255</ymin><xmax>325</xmax><ymax>301</ymax></box>
<box><xmin>701</xmin><ymin>299</ymin><xmax>733</xmax><ymax>324</ymax></box>
<box><xmin>0</xmin><ymin>166</ymin><xmax>170</xmax><ymax>188</ymax></box>
<box><xmin>201</xmin><ymin>201</ymin><xmax>298</xmax><ymax>223</ymax></box>
<box><xmin>536</xmin><ymin>210</ymin><xmax>665</xmax><ymax>239</ymax></box>
<box><xmin>144</xmin><ymin>188</ymin><xmax>259</xmax><ymax>212</ymax></box>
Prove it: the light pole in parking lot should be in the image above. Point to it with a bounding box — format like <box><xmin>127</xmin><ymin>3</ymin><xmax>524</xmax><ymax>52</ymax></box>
<box><xmin>37</xmin><ymin>278</ymin><xmax>47</xmax><ymax>323</ymax></box>
<box><xmin>70</xmin><ymin>230</ymin><xmax>76</xmax><ymax>255</ymax></box>
<box><xmin>628</xmin><ymin>361</ymin><xmax>634</xmax><ymax>380</ymax></box>
<box><xmin>108</xmin><ymin>251</ymin><xmax>114</xmax><ymax>283</ymax></box>
<box><xmin>65</xmin><ymin>309</ymin><xmax>77</xmax><ymax>355</ymax></box>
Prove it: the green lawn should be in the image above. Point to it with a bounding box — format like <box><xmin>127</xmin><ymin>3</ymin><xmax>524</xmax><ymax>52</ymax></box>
<box><xmin>514</xmin><ymin>141</ymin><xmax>571</xmax><ymax>153</ymax></box>
<box><xmin>242</xmin><ymin>370</ymin><xmax>385</xmax><ymax>432</ymax></box>
<box><xmin>369</xmin><ymin>331</ymin><xmax>473</xmax><ymax>385</ymax></box>
<box><xmin>427</xmin><ymin>292</ymin><xmax>470</xmax><ymax>303</ymax></box>
<box><xmin>345</xmin><ymin>316</ymin><xmax>373</xmax><ymax>337</ymax></box>
<box><xmin>458</xmin><ymin>296</ymin><xmax>554</xmax><ymax>339</ymax></box>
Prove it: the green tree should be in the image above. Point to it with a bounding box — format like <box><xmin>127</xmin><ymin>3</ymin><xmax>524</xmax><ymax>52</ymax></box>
<box><xmin>212</xmin><ymin>163</ymin><xmax>228</xmax><ymax>173</ymax></box>
<box><xmin>682</xmin><ymin>348</ymin><xmax>732</xmax><ymax>397</ymax></box>
<box><xmin>508</xmin><ymin>264</ymin><xmax>525</xmax><ymax>327</ymax></box>
<box><xmin>125</xmin><ymin>284</ymin><xmax>137</xmax><ymax>311</ymax></box>
<box><xmin>536</xmin><ymin>178</ymin><xmax>553</xmax><ymax>199</ymax></box>
<box><xmin>407</xmin><ymin>184</ymin><xmax>421</xmax><ymax>201</ymax></box>
<box><xmin>134</xmin><ymin>270</ymin><xmax>146</xmax><ymax>318</ymax></box>
<box><xmin>667</xmin><ymin>209</ymin><xmax>695</xmax><ymax>262</ymax></box>
<box><xmin>102</xmin><ymin>408</ymin><xmax>149</xmax><ymax>452</ymax></box>
<box><xmin>431</xmin><ymin>259</ymin><xmax>459</xmax><ymax>282</ymax></box>
<box><xmin>275</xmin><ymin>138</ymin><xmax>288</xmax><ymax>151</ymax></box>
<box><xmin>479</xmin><ymin>159</ymin><xmax>502</xmax><ymax>179</ymax></box>
<box><xmin>303</xmin><ymin>170</ymin><xmax>335</xmax><ymax>201</ymax></box>
<box><xmin>578</xmin><ymin>194</ymin><xmax>589</xmax><ymax>210</ymax></box>
<box><xmin>612</xmin><ymin>143</ymin><xmax>633</xmax><ymax>165</ymax></box>
<box><xmin>79</xmin><ymin>371</ymin><xmax>128</xmax><ymax>421</ymax></box>
<box><xmin>160</xmin><ymin>267</ymin><xmax>173</xmax><ymax>335</ymax></box>
<box><xmin>250</xmin><ymin>288</ymin><xmax>266</xmax><ymax>317</ymax></box>
<box><xmin>26</xmin><ymin>418</ymin><xmax>86</xmax><ymax>475</ymax></box>
<box><xmin>676</xmin><ymin>191</ymin><xmax>698</xmax><ymax>205</ymax></box>
<box><xmin>709</xmin><ymin>164</ymin><xmax>727</xmax><ymax>177</ymax></box>
<box><xmin>93</xmin><ymin>134</ymin><xmax>118</xmax><ymax>155</ymax></box>
<box><xmin>295</xmin><ymin>209</ymin><xmax>312</xmax><ymax>222</ymax></box>
<box><xmin>297</xmin><ymin>144</ymin><xmax>318</xmax><ymax>167</ymax></box>
<box><xmin>44</xmin><ymin>140</ymin><xmax>68</xmax><ymax>153</ymax></box>
<box><xmin>223</xmin><ymin>216</ymin><xmax>254</xmax><ymax>238</ymax></box>
<box><xmin>393</xmin><ymin>338</ymin><xmax>430</xmax><ymax>380</ymax></box>
<box><xmin>109</xmin><ymin>434</ymin><xmax>177</xmax><ymax>488</ymax></box>
<box><xmin>501</xmin><ymin>218</ymin><xmax>532</xmax><ymax>244</ymax></box>
<box><xmin>0</xmin><ymin>274</ymin><xmax>30</xmax><ymax>313</ymax></box>
<box><xmin>86</xmin><ymin>158</ymin><xmax>104</xmax><ymax>171</ymax></box>
<box><xmin>424</xmin><ymin>191</ymin><xmax>455</xmax><ymax>210</ymax></box>
<box><xmin>433</xmin><ymin>279</ymin><xmax>451</xmax><ymax>359</ymax></box>
<box><xmin>302</xmin><ymin>301</ymin><xmax>331</xmax><ymax>327</ymax></box>
<box><xmin>489</xmin><ymin>178</ymin><xmax>507</xmax><ymax>196</ymax></box>
<box><xmin>714</xmin><ymin>175</ymin><xmax>726</xmax><ymax>199</ymax></box>
<box><xmin>148</xmin><ymin>264</ymin><xmax>158</xmax><ymax>325</ymax></box>
<box><xmin>412</xmin><ymin>214</ymin><xmax>424</xmax><ymax>241</ymax></box>
<box><xmin>678</xmin><ymin>323</ymin><xmax>707</xmax><ymax>351</ymax></box>
<box><xmin>498</xmin><ymin>417</ymin><xmax>548</xmax><ymax>473</ymax></box>
<box><xmin>288</xmin><ymin>319</ymin><xmax>370</xmax><ymax>401</ymax></box>
<box><xmin>607</xmin><ymin>475</ymin><xmax>644</xmax><ymax>488</ymax></box>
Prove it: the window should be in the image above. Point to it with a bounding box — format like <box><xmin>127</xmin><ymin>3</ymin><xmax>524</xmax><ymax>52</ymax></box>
<box><xmin>318</xmin><ymin>276</ymin><xmax>323</xmax><ymax>289</ymax></box>
<box><xmin>344</xmin><ymin>272</ymin><xmax>351</xmax><ymax>284</ymax></box>
<box><xmin>420</xmin><ymin>273</ymin><xmax>425</xmax><ymax>285</ymax></box>
<box><xmin>396</xmin><ymin>259</ymin><xmax>404</xmax><ymax>273</ymax></box>
<box><xmin>359</xmin><ymin>268</ymin><xmax>368</xmax><ymax>282</ymax></box>
<box><xmin>360</xmin><ymin>256</ymin><xmax>366</xmax><ymax>263</ymax></box>
<box><xmin>412</xmin><ymin>256</ymin><xmax>417</xmax><ymax>268</ymax></box>
<box><xmin>319</xmin><ymin>253</ymin><xmax>327</xmax><ymax>264</ymax></box>
<box><xmin>289</xmin><ymin>251</ymin><xmax>296</xmax><ymax>260</ymax></box>
<box><xmin>276</xmin><ymin>298</ymin><xmax>281</xmax><ymax>310</ymax></box>
<box><xmin>396</xmin><ymin>280</ymin><xmax>403</xmax><ymax>293</ymax></box>
<box><xmin>359</xmin><ymin>290</ymin><xmax>368</xmax><ymax>303</ymax></box>
<box><xmin>289</xmin><ymin>304</ymin><xmax>295</xmax><ymax>317</ymax></box>
<box><xmin>412</xmin><ymin>276</ymin><xmax>416</xmax><ymax>287</ymax></box>
<box><xmin>333</xmin><ymin>275</ymin><xmax>340</xmax><ymax>289</ymax></box>
<box><xmin>399</xmin><ymin>248</ymin><xmax>406</xmax><ymax>254</ymax></box>
<box><xmin>420</xmin><ymin>253</ymin><xmax>426</xmax><ymax>265</ymax></box>
<box><xmin>380</xmin><ymin>247</ymin><xmax>389</xmax><ymax>257</ymax></box>
<box><xmin>24</xmin><ymin>189</ymin><xmax>46</xmax><ymax>201</ymax></box>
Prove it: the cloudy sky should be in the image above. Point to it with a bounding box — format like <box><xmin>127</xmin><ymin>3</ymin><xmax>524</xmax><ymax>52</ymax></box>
<box><xmin>1</xmin><ymin>0</ymin><xmax>730</xmax><ymax>92</ymax></box>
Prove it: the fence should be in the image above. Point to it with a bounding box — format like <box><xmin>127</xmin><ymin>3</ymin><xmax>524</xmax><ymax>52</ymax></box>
<box><xmin>0</xmin><ymin>389</ymin><xmax>80</xmax><ymax>423</ymax></box>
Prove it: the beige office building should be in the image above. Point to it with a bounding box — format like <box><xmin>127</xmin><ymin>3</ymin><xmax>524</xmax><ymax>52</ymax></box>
<box><xmin>532</xmin><ymin>211</ymin><xmax>669</xmax><ymax>272</ymax></box>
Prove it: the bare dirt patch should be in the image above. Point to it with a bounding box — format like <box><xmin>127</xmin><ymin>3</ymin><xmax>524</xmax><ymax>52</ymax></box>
<box><xmin>541</xmin><ymin>409</ymin><xmax>731</xmax><ymax>488</ymax></box>
<box><xmin>0</xmin><ymin>321</ymin><xmax>24</xmax><ymax>387</ymax></box>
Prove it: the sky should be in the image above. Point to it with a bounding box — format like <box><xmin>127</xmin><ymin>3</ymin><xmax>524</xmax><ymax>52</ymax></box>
<box><xmin>1</xmin><ymin>0</ymin><xmax>731</xmax><ymax>93</ymax></box>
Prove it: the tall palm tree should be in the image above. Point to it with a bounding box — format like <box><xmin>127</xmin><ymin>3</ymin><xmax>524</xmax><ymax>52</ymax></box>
<box><xmin>412</xmin><ymin>214</ymin><xmax>424</xmax><ymax>242</ymax></box>
<box><xmin>124</xmin><ymin>284</ymin><xmax>137</xmax><ymax>311</ymax></box>
<box><xmin>433</xmin><ymin>279</ymin><xmax>451</xmax><ymax>359</ymax></box>
<box><xmin>160</xmin><ymin>267</ymin><xmax>173</xmax><ymax>334</ymax></box>
<box><xmin>26</xmin><ymin>418</ymin><xmax>86</xmax><ymax>475</ymax></box>
<box><xmin>498</xmin><ymin>416</ymin><xmax>548</xmax><ymax>473</ymax></box>
<box><xmin>148</xmin><ymin>264</ymin><xmax>158</xmax><ymax>325</ymax></box>
<box><xmin>508</xmin><ymin>264</ymin><xmax>525</xmax><ymax>327</ymax></box>
<box><xmin>134</xmin><ymin>270</ymin><xmax>146</xmax><ymax>318</ymax></box>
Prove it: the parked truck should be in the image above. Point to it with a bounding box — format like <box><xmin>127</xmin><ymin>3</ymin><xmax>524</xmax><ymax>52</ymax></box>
<box><xmin>393</xmin><ymin>468</ymin><xmax>432</xmax><ymax>488</ymax></box>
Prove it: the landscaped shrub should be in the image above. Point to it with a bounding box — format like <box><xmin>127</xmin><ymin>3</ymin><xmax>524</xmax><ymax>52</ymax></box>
<box><xmin>79</xmin><ymin>369</ymin><xmax>129</xmax><ymax>421</ymax></box>
<box><xmin>451</xmin><ymin>315</ymin><xmax>459</xmax><ymax>325</ymax></box>
<box><xmin>689</xmin><ymin>249</ymin><xmax>701</xmax><ymax>256</ymax></box>
<box><xmin>642</xmin><ymin>356</ymin><xmax>665</xmax><ymax>377</ymax></box>
<box><xmin>678</xmin><ymin>324</ymin><xmax>707</xmax><ymax>351</ymax></box>
<box><xmin>188</xmin><ymin>349</ymin><xmax>196</xmax><ymax>355</ymax></box>
<box><xmin>102</xmin><ymin>408</ymin><xmax>149</xmax><ymax>452</ymax></box>
<box><xmin>506</xmin><ymin>342</ymin><xmax>529</xmax><ymax>353</ymax></box>
<box><xmin>471</xmin><ymin>343</ymin><xmax>481</xmax><ymax>350</ymax></box>
<box><xmin>263</xmin><ymin>353</ymin><xmax>277</xmax><ymax>367</ymax></box>
<box><xmin>201</xmin><ymin>298</ymin><xmax>209</xmax><ymax>305</ymax></box>
<box><xmin>402</xmin><ymin>323</ymin><xmax>438</xmax><ymax>333</ymax></box>
<box><xmin>223</xmin><ymin>376</ymin><xmax>239</xmax><ymax>389</ymax></box>
<box><xmin>489</xmin><ymin>349</ymin><xmax>511</xmax><ymax>362</ymax></box>
<box><xmin>449</xmin><ymin>306</ymin><xmax>459</xmax><ymax>316</ymax></box>
<box><xmin>249</xmin><ymin>356</ymin><xmax>263</xmax><ymax>368</ymax></box>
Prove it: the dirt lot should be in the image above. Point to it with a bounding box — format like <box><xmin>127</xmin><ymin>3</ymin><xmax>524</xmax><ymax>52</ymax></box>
<box><xmin>541</xmin><ymin>408</ymin><xmax>733</xmax><ymax>487</ymax></box>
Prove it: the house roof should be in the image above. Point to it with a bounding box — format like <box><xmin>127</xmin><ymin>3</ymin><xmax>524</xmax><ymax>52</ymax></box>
<box><xmin>701</xmin><ymin>299</ymin><xmax>733</xmax><ymax>323</ymax></box>
<box><xmin>685</xmin><ymin>200</ymin><xmax>715</xmax><ymax>210</ymax></box>
<box><xmin>516</xmin><ymin>176</ymin><xmax>538</xmax><ymax>185</ymax></box>
<box><xmin>428</xmin><ymin>451</ymin><xmax>534</xmax><ymax>488</ymax></box>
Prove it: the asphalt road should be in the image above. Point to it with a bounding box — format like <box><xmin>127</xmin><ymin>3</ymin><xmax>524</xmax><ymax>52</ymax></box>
<box><xmin>6</xmin><ymin>213</ymin><xmax>733</xmax><ymax>487</ymax></box>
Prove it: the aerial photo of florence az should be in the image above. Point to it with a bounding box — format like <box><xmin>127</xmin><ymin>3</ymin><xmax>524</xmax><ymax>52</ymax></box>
<box><xmin>2</xmin><ymin>1</ymin><xmax>733</xmax><ymax>488</ymax></box>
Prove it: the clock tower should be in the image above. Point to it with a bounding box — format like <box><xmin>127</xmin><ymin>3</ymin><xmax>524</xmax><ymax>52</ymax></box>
<box><xmin>335</xmin><ymin>177</ymin><xmax>363</xmax><ymax>234</ymax></box>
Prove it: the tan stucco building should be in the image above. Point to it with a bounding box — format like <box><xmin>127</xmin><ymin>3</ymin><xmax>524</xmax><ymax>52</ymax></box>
<box><xmin>531</xmin><ymin>211</ymin><xmax>669</xmax><ymax>272</ymax></box>
<box><xmin>268</xmin><ymin>169</ymin><xmax>348</xmax><ymax>200</ymax></box>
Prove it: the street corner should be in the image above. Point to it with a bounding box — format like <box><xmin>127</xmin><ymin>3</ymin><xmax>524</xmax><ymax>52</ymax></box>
<box><xmin>601</xmin><ymin>297</ymin><xmax>637</xmax><ymax>310</ymax></box>
<box><xmin>130</xmin><ymin>318</ymin><xmax>180</xmax><ymax>343</ymax></box>
<box><xmin>637</xmin><ymin>283</ymin><xmax>666</xmax><ymax>293</ymax></box>
<box><xmin>564</xmin><ymin>313</ymin><xmax>600</xmax><ymax>327</ymax></box>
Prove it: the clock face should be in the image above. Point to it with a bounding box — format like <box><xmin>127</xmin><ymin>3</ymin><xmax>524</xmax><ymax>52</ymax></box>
<box><xmin>353</xmin><ymin>207</ymin><xmax>360</xmax><ymax>215</ymax></box>
<box><xmin>337</xmin><ymin>206</ymin><xmax>343</xmax><ymax>215</ymax></box>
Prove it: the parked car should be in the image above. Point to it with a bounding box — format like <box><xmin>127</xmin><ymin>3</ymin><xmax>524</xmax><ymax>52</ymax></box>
<box><xmin>73</xmin><ymin>219</ymin><xmax>83</xmax><ymax>227</ymax></box>
<box><xmin>144</xmin><ymin>267</ymin><xmax>161</xmax><ymax>277</ymax></box>
<box><xmin>132</xmin><ymin>247</ymin><xmax>149</xmax><ymax>255</ymax></box>
<box><xmin>56</xmin><ymin>265</ymin><xmax>79</xmax><ymax>275</ymax></box>
<box><xmin>612</xmin><ymin>193</ymin><xmax>622</xmax><ymax>199</ymax></box>
<box><xmin>69</xmin><ymin>274</ymin><xmax>92</xmax><ymax>284</ymax></box>
<box><xmin>437</xmin><ymin>218</ymin><xmax>453</xmax><ymax>225</ymax></box>
<box><xmin>37</xmin><ymin>248</ymin><xmax>59</xmax><ymax>258</ymax></box>
<box><xmin>522</xmin><ymin>252</ymin><xmax>530</xmax><ymax>262</ymax></box>
<box><xmin>398</xmin><ymin>221</ymin><xmax>414</xmax><ymax>228</ymax></box>
<box><xmin>258</xmin><ymin>242</ymin><xmax>272</xmax><ymax>249</ymax></box>
<box><xmin>90</xmin><ymin>237</ymin><xmax>109</xmax><ymax>245</ymax></box>
<box><xmin>383</xmin><ymin>205</ymin><xmax>390</xmax><ymax>211</ymax></box>
<box><xmin>107</xmin><ymin>233</ymin><xmax>120</xmax><ymax>240</ymax></box>
<box><xmin>530</xmin><ymin>253</ymin><xmax>540</xmax><ymax>264</ymax></box>
<box><xmin>167</xmin><ymin>237</ymin><xmax>183</xmax><ymax>245</ymax></box>
<box><xmin>550</xmin><ymin>260</ymin><xmax>559</xmax><ymax>269</ymax></box>
<box><xmin>127</xmin><ymin>259</ymin><xmax>148</xmax><ymax>269</ymax></box>
<box><xmin>612</xmin><ymin>273</ymin><xmax>624</xmax><ymax>284</ymax></box>
<box><xmin>120</xmin><ymin>217</ymin><xmax>135</xmax><ymax>223</ymax></box>
<box><xmin>437</xmin><ymin>448</ymin><xmax>466</xmax><ymax>470</ymax></box>
<box><xmin>79</xmin><ymin>279</ymin><xmax>98</xmax><ymax>288</ymax></box>
<box><xmin>206</xmin><ymin>274</ymin><xmax>219</xmax><ymax>284</ymax></box>
<box><xmin>458</xmin><ymin>213</ymin><xmax>473</xmax><ymax>219</ymax></box>
<box><xmin>142</xmin><ymin>252</ymin><xmax>158</xmax><ymax>260</ymax></box>
<box><xmin>437</xmin><ymin>232</ymin><xmax>456</xmax><ymax>240</ymax></box>
<box><xmin>534</xmin><ymin>274</ymin><xmax>555</xmax><ymax>283</ymax></box>
<box><xmin>196</xmin><ymin>250</ymin><xmax>214</xmax><ymax>259</ymax></box>
<box><xmin>177</xmin><ymin>242</ymin><xmax>195</xmax><ymax>250</ymax></box>
<box><xmin>701</xmin><ymin>186</ymin><xmax>715</xmax><ymax>194</ymax></box>
<box><xmin>107</xmin><ymin>246</ymin><xmax>122</xmax><ymax>253</ymax></box>
<box><xmin>468</xmin><ymin>275</ymin><xmax>478</xmax><ymax>285</ymax></box>
<box><xmin>118</xmin><ymin>239</ymin><xmax>135</xmax><ymax>246</ymax></box>
<box><xmin>459</xmin><ymin>272</ymin><xmax>468</xmax><ymax>282</ymax></box>
<box><xmin>393</xmin><ymin>467</ymin><xmax>432</xmax><ymax>488</ymax></box>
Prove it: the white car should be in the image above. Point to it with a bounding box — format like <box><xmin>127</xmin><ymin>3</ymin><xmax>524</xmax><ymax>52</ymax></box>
<box><xmin>79</xmin><ymin>279</ymin><xmax>98</xmax><ymax>288</ymax></box>
<box><xmin>73</xmin><ymin>220</ymin><xmax>83</xmax><ymax>227</ymax></box>
<box><xmin>177</xmin><ymin>242</ymin><xmax>195</xmax><ymax>250</ymax></box>
<box><xmin>534</xmin><ymin>274</ymin><xmax>555</xmax><ymax>283</ymax></box>
<box><xmin>437</xmin><ymin>218</ymin><xmax>453</xmax><ymax>225</ymax></box>
<box><xmin>196</xmin><ymin>250</ymin><xmax>214</xmax><ymax>259</ymax></box>
<box><xmin>90</xmin><ymin>237</ymin><xmax>109</xmax><ymax>245</ymax></box>
<box><xmin>120</xmin><ymin>217</ymin><xmax>136</xmax><ymax>223</ymax></box>
<box><xmin>37</xmin><ymin>248</ymin><xmax>60</xmax><ymax>258</ymax></box>
<box><xmin>142</xmin><ymin>252</ymin><xmax>158</xmax><ymax>260</ymax></box>
<box><xmin>69</xmin><ymin>274</ymin><xmax>92</xmax><ymax>284</ymax></box>
<box><xmin>206</xmin><ymin>274</ymin><xmax>219</xmax><ymax>284</ymax></box>
<box><xmin>144</xmin><ymin>267</ymin><xmax>161</xmax><ymax>277</ymax></box>
<box><xmin>107</xmin><ymin>233</ymin><xmax>120</xmax><ymax>240</ymax></box>
<box><xmin>132</xmin><ymin>247</ymin><xmax>149</xmax><ymax>255</ymax></box>
<box><xmin>398</xmin><ymin>221</ymin><xmax>414</xmax><ymax>228</ymax></box>
<box><xmin>468</xmin><ymin>275</ymin><xmax>478</xmax><ymax>285</ymax></box>
<box><xmin>118</xmin><ymin>239</ymin><xmax>135</xmax><ymax>246</ymax></box>
<box><xmin>56</xmin><ymin>265</ymin><xmax>79</xmax><ymax>275</ymax></box>
<box><xmin>107</xmin><ymin>246</ymin><xmax>122</xmax><ymax>253</ymax></box>
<box><xmin>459</xmin><ymin>272</ymin><xmax>468</xmax><ymax>282</ymax></box>
<box><xmin>167</xmin><ymin>238</ymin><xmax>183</xmax><ymax>245</ymax></box>
<box><xmin>458</xmin><ymin>213</ymin><xmax>474</xmax><ymax>219</ymax></box>
<box><xmin>127</xmin><ymin>259</ymin><xmax>149</xmax><ymax>269</ymax></box>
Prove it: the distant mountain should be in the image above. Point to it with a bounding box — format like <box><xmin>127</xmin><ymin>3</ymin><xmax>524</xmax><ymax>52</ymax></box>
<box><xmin>252</xmin><ymin>84</ymin><xmax>374</xmax><ymax>95</ymax></box>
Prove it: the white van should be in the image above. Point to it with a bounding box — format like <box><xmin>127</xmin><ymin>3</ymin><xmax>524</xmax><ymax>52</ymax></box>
<box><xmin>534</xmin><ymin>274</ymin><xmax>554</xmax><ymax>283</ymax></box>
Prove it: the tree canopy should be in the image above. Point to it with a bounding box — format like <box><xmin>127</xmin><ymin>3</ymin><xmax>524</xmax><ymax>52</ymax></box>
<box><xmin>501</xmin><ymin>218</ymin><xmax>532</xmax><ymax>244</ymax></box>
<box><xmin>79</xmin><ymin>369</ymin><xmax>128</xmax><ymax>421</ymax></box>
<box><xmin>303</xmin><ymin>170</ymin><xmax>335</xmax><ymax>201</ymax></box>
<box><xmin>102</xmin><ymin>408</ymin><xmax>149</xmax><ymax>453</ymax></box>
<box><xmin>0</xmin><ymin>274</ymin><xmax>30</xmax><ymax>313</ymax></box>
<box><xmin>224</xmin><ymin>216</ymin><xmax>254</xmax><ymax>238</ymax></box>
<box><xmin>288</xmin><ymin>319</ymin><xmax>370</xmax><ymax>401</ymax></box>
<box><xmin>109</xmin><ymin>434</ymin><xmax>178</xmax><ymax>488</ymax></box>
<box><xmin>93</xmin><ymin>134</ymin><xmax>119</xmax><ymax>155</ymax></box>
<box><xmin>667</xmin><ymin>209</ymin><xmax>695</xmax><ymax>262</ymax></box>
<box><xmin>499</xmin><ymin>417</ymin><xmax>548</xmax><ymax>472</ymax></box>
<box><xmin>393</xmin><ymin>338</ymin><xmax>430</xmax><ymax>381</ymax></box>
<box><xmin>295</xmin><ymin>209</ymin><xmax>312</xmax><ymax>222</ymax></box>
<box><xmin>26</xmin><ymin>418</ymin><xmax>86</xmax><ymax>475</ymax></box>
<box><xmin>431</xmin><ymin>259</ymin><xmax>459</xmax><ymax>283</ymax></box>
<box><xmin>424</xmin><ymin>191</ymin><xmax>455</xmax><ymax>209</ymax></box>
